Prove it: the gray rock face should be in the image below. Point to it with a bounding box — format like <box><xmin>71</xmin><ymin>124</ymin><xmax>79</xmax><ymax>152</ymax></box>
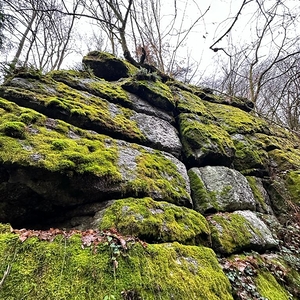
<box><xmin>208</xmin><ymin>210</ymin><xmax>278</xmax><ymax>254</ymax></box>
<box><xmin>1</xmin><ymin>76</ymin><xmax>181</xmax><ymax>157</ymax></box>
<box><xmin>235</xmin><ymin>210</ymin><xmax>278</xmax><ymax>249</ymax></box>
<box><xmin>127</xmin><ymin>92</ymin><xmax>174</xmax><ymax>123</ymax></box>
<box><xmin>130</xmin><ymin>113</ymin><xmax>181</xmax><ymax>157</ymax></box>
<box><xmin>189</xmin><ymin>166</ymin><xmax>256</xmax><ymax>213</ymax></box>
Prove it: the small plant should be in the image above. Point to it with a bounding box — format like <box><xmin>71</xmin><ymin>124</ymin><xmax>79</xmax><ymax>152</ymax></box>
<box><xmin>133</xmin><ymin>67</ymin><xmax>160</xmax><ymax>82</ymax></box>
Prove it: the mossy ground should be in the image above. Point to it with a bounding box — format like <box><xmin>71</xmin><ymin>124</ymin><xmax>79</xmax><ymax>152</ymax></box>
<box><xmin>98</xmin><ymin>197</ymin><xmax>210</xmax><ymax>245</ymax></box>
<box><xmin>0</xmin><ymin>224</ymin><xmax>233</xmax><ymax>300</ymax></box>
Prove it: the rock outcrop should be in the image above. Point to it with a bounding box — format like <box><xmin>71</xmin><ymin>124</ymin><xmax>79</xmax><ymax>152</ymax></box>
<box><xmin>0</xmin><ymin>51</ymin><xmax>299</xmax><ymax>299</ymax></box>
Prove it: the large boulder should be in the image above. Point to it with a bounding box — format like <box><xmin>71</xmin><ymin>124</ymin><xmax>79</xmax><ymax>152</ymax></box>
<box><xmin>82</xmin><ymin>51</ymin><xmax>137</xmax><ymax>81</ymax></box>
<box><xmin>0</xmin><ymin>99</ymin><xmax>191</xmax><ymax>228</ymax></box>
<box><xmin>189</xmin><ymin>166</ymin><xmax>256</xmax><ymax>213</ymax></box>
<box><xmin>179</xmin><ymin>113</ymin><xmax>235</xmax><ymax>167</ymax></box>
<box><xmin>94</xmin><ymin>197</ymin><xmax>211</xmax><ymax>245</ymax></box>
<box><xmin>208</xmin><ymin>210</ymin><xmax>278</xmax><ymax>254</ymax></box>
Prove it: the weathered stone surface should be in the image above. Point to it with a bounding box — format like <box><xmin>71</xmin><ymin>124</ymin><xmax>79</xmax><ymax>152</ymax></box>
<box><xmin>130</xmin><ymin>112</ymin><xmax>181</xmax><ymax>157</ymax></box>
<box><xmin>246</xmin><ymin>176</ymin><xmax>274</xmax><ymax>214</ymax></box>
<box><xmin>82</xmin><ymin>51</ymin><xmax>137</xmax><ymax>81</ymax></box>
<box><xmin>179</xmin><ymin>113</ymin><xmax>236</xmax><ymax>167</ymax></box>
<box><xmin>122</xmin><ymin>78</ymin><xmax>176</xmax><ymax>112</ymax></box>
<box><xmin>208</xmin><ymin>210</ymin><xmax>278</xmax><ymax>254</ymax></box>
<box><xmin>189</xmin><ymin>166</ymin><xmax>256</xmax><ymax>213</ymax></box>
<box><xmin>127</xmin><ymin>92</ymin><xmax>174</xmax><ymax>123</ymax></box>
<box><xmin>0</xmin><ymin>76</ymin><xmax>181</xmax><ymax>156</ymax></box>
<box><xmin>0</xmin><ymin>99</ymin><xmax>191</xmax><ymax>227</ymax></box>
<box><xmin>91</xmin><ymin>197</ymin><xmax>211</xmax><ymax>245</ymax></box>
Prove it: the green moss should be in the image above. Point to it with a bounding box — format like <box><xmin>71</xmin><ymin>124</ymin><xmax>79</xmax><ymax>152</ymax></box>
<box><xmin>49</xmin><ymin>70</ymin><xmax>132</xmax><ymax>107</ymax></box>
<box><xmin>232</xmin><ymin>135</ymin><xmax>268</xmax><ymax>172</ymax></box>
<box><xmin>246</xmin><ymin>176</ymin><xmax>268</xmax><ymax>210</ymax></box>
<box><xmin>188</xmin><ymin>169</ymin><xmax>221</xmax><ymax>213</ymax></box>
<box><xmin>208</xmin><ymin>213</ymin><xmax>254</xmax><ymax>254</ymax></box>
<box><xmin>99</xmin><ymin>197</ymin><xmax>211</xmax><ymax>245</ymax></box>
<box><xmin>0</xmin><ymin>121</ymin><xmax>26</xmax><ymax>139</ymax></box>
<box><xmin>268</xmin><ymin>149</ymin><xmax>300</xmax><ymax>171</ymax></box>
<box><xmin>203</xmin><ymin>101</ymin><xmax>268</xmax><ymax>134</ymax></box>
<box><xmin>121</xmin><ymin>78</ymin><xmax>175</xmax><ymax>111</ymax></box>
<box><xmin>173</xmin><ymin>89</ymin><xmax>212</xmax><ymax>117</ymax></box>
<box><xmin>286</xmin><ymin>171</ymin><xmax>300</xmax><ymax>205</ymax></box>
<box><xmin>179</xmin><ymin>113</ymin><xmax>235</xmax><ymax>162</ymax></box>
<box><xmin>256</xmin><ymin>271</ymin><xmax>291</xmax><ymax>300</ymax></box>
<box><xmin>0</xmin><ymin>98</ymin><xmax>121</xmax><ymax>179</ymax></box>
<box><xmin>0</xmin><ymin>78</ymin><xmax>144</xmax><ymax>142</ymax></box>
<box><xmin>0</xmin><ymin>231</ymin><xmax>233</xmax><ymax>300</ymax></box>
<box><xmin>126</xmin><ymin>150</ymin><xmax>190</xmax><ymax>204</ymax></box>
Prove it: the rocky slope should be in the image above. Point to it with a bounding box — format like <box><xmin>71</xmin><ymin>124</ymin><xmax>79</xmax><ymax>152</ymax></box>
<box><xmin>0</xmin><ymin>51</ymin><xmax>299</xmax><ymax>299</ymax></box>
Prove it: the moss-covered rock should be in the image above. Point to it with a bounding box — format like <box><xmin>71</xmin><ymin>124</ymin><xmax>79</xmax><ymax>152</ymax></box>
<box><xmin>49</xmin><ymin>69</ymin><xmax>133</xmax><ymax>107</ymax></box>
<box><xmin>0</xmin><ymin>98</ymin><xmax>191</xmax><ymax>226</ymax></box>
<box><xmin>82</xmin><ymin>51</ymin><xmax>137</xmax><ymax>81</ymax></box>
<box><xmin>0</xmin><ymin>76</ymin><xmax>182</xmax><ymax>156</ymax></box>
<box><xmin>0</xmin><ymin>228</ymin><xmax>233</xmax><ymax>300</ymax></box>
<box><xmin>179</xmin><ymin>113</ymin><xmax>235</xmax><ymax>167</ymax></box>
<box><xmin>208</xmin><ymin>211</ymin><xmax>278</xmax><ymax>254</ymax></box>
<box><xmin>121</xmin><ymin>78</ymin><xmax>176</xmax><ymax>112</ymax></box>
<box><xmin>231</xmin><ymin>133</ymin><xmax>269</xmax><ymax>175</ymax></box>
<box><xmin>203</xmin><ymin>101</ymin><xmax>269</xmax><ymax>135</ymax></box>
<box><xmin>246</xmin><ymin>176</ymin><xmax>273</xmax><ymax>214</ymax></box>
<box><xmin>96</xmin><ymin>197</ymin><xmax>211</xmax><ymax>245</ymax></box>
<box><xmin>286</xmin><ymin>170</ymin><xmax>300</xmax><ymax>206</ymax></box>
<box><xmin>189</xmin><ymin>166</ymin><xmax>256</xmax><ymax>214</ymax></box>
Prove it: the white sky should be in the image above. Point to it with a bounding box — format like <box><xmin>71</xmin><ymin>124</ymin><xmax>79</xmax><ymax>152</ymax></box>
<box><xmin>62</xmin><ymin>0</ymin><xmax>300</xmax><ymax>83</ymax></box>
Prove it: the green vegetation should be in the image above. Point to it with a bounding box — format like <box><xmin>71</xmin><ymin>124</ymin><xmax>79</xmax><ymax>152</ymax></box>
<box><xmin>98</xmin><ymin>197</ymin><xmax>211</xmax><ymax>245</ymax></box>
<box><xmin>179</xmin><ymin>113</ymin><xmax>235</xmax><ymax>162</ymax></box>
<box><xmin>49</xmin><ymin>70</ymin><xmax>132</xmax><ymax>107</ymax></box>
<box><xmin>0</xmin><ymin>76</ymin><xmax>144</xmax><ymax>142</ymax></box>
<box><xmin>203</xmin><ymin>101</ymin><xmax>269</xmax><ymax>134</ymax></box>
<box><xmin>121</xmin><ymin>78</ymin><xmax>176</xmax><ymax>111</ymax></box>
<box><xmin>208</xmin><ymin>212</ymin><xmax>254</xmax><ymax>254</ymax></box>
<box><xmin>188</xmin><ymin>169</ymin><xmax>221</xmax><ymax>213</ymax></box>
<box><xmin>126</xmin><ymin>150</ymin><xmax>191</xmax><ymax>205</ymax></box>
<box><xmin>286</xmin><ymin>171</ymin><xmax>300</xmax><ymax>205</ymax></box>
<box><xmin>0</xmin><ymin>225</ymin><xmax>233</xmax><ymax>300</ymax></box>
<box><xmin>256</xmin><ymin>271</ymin><xmax>291</xmax><ymax>300</ymax></box>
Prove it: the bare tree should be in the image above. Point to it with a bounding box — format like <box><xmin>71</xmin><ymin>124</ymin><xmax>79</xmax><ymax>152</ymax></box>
<box><xmin>204</xmin><ymin>0</ymin><xmax>300</xmax><ymax>131</ymax></box>
<box><xmin>2</xmin><ymin>0</ymin><xmax>80</xmax><ymax>72</ymax></box>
